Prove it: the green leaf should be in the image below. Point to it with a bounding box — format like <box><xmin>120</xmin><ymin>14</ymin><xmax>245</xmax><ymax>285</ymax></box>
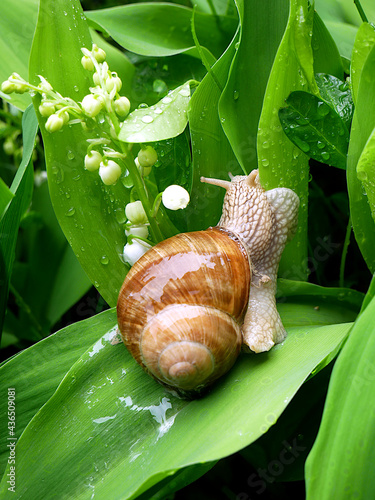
<box><xmin>312</xmin><ymin>11</ymin><xmax>344</xmax><ymax>80</ymax></box>
<box><xmin>0</xmin><ymin>105</ymin><xmax>38</xmax><ymax>341</ymax></box>
<box><xmin>315</xmin><ymin>73</ymin><xmax>353</xmax><ymax>128</ymax></box>
<box><xmin>257</xmin><ymin>0</ymin><xmax>317</xmax><ymax>280</ymax></box>
<box><xmin>347</xmin><ymin>42</ymin><xmax>375</xmax><ymax>273</ymax></box>
<box><xmin>0</xmin><ymin>309</ymin><xmax>117</xmax><ymax>478</ymax></box>
<box><xmin>119</xmin><ymin>81</ymin><xmax>192</xmax><ymax>143</ymax></box>
<box><xmin>350</xmin><ymin>22</ymin><xmax>375</xmax><ymax>105</ymax></box>
<box><xmin>0</xmin><ymin>308</ymin><xmax>351</xmax><ymax>499</ymax></box>
<box><xmin>278</xmin><ymin>91</ymin><xmax>349</xmax><ymax>169</ymax></box>
<box><xmin>305</xmin><ymin>295</ymin><xmax>375</xmax><ymax>499</ymax></box>
<box><xmin>85</xmin><ymin>3</ymin><xmax>236</xmax><ymax>60</ymax></box>
<box><xmin>218</xmin><ymin>0</ymin><xmax>289</xmax><ymax>173</ymax></box>
<box><xmin>0</xmin><ymin>0</ymin><xmax>38</xmax><ymax>110</ymax></box>
<box><xmin>0</xmin><ymin>178</ymin><xmax>14</xmax><ymax>219</ymax></box>
<box><xmin>184</xmin><ymin>19</ymin><xmax>243</xmax><ymax>230</ymax></box>
<box><xmin>356</xmin><ymin>127</ymin><xmax>375</xmax><ymax>222</ymax></box>
<box><xmin>28</xmin><ymin>0</ymin><xmax>131</xmax><ymax>307</ymax></box>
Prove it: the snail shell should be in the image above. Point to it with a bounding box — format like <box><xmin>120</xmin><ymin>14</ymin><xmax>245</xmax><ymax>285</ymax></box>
<box><xmin>117</xmin><ymin>228</ymin><xmax>251</xmax><ymax>396</ymax></box>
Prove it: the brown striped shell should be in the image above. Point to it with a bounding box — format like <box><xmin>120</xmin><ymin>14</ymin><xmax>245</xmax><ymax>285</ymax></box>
<box><xmin>117</xmin><ymin>227</ymin><xmax>251</xmax><ymax>397</ymax></box>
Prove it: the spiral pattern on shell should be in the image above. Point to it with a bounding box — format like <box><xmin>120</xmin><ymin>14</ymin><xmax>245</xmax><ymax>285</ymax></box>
<box><xmin>117</xmin><ymin>228</ymin><xmax>251</xmax><ymax>396</ymax></box>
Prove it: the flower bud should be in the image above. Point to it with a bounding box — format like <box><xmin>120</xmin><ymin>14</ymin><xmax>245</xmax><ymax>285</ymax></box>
<box><xmin>81</xmin><ymin>94</ymin><xmax>103</xmax><ymax>117</ymax></box>
<box><xmin>135</xmin><ymin>156</ymin><xmax>152</xmax><ymax>177</ymax></box>
<box><xmin>81</xmin><ymin>55</ymin><xmax>95</xmax><ymax>71</ymax></box>
<box><xmin>137</xmin><ymin>146</ymin><xmax>158</xmax><ymax>168</ymax></box>
<box><xmin>59</xmin><ymin>110</ymin><xmax>70</xmax><ymax>125</ymax></box>
<box><xmin>1</xmin><ymin>80</ymin><xmax>16</xmax><ymax>94</ymax></box>
<box><xmin>84</xmin><ymin>150</ymin><xmax>102</xmax><ymax>171</ymax></box>
<box><xmin>38</xmin><ymin>79</ymin><xmax>53</xmax><ymax>93</ymax></box>
<box><xmin>105</xmin><ymin>75</ymin><xmax>122</xmax><ymax>93</ymax></box>
<box><xmin>45</xmin><ymin>113</ymin><xmax>64</xmax><ymax>133</ymax></box>
<box><xmin>162</xmin><ymin>185</ymin><xmax>190</xmax><ymax>210</ymax></box>
<box><xmin>93</xmin><ymin>72</ymin><xmax>101</xmax><ymax>86</ymax></box>
<box><xmin>39</xmin><ymin>102</ymin><xmax>55</xmax><ymax>117</ymax></box>
<box><xmin>114</xmin><ymin>96</ymin><xmax>130</xmax><ymax>117</ymax></box>
<box><xmin>125</xmin><ymin>200</ymin><xmax>148</xmax><ymax>225</ymax></box>
<box><xmin>123</xmin><ymin>239</ymin><xmax>151</xmax><ymax>266</ymax></box>
<box><xmin>125</xmin><ymin>225</ymin><xmax>149</xmax><ymax>239</ymax></box>
<box><xmin>99</xmin><ymin>159</ymin><xmax>122</xmax><ymax>185</ymax></box>
<box><xmin>93</xmin><ymin>45</ymin><xmax>106</xmax><ymax>63</ymax></box>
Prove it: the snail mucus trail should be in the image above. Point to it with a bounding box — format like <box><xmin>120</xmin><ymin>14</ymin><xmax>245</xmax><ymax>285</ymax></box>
<box><xmin>117</xmin><ymin>169</ymin><xmax>299</xmax><ymax>398</ymax></box>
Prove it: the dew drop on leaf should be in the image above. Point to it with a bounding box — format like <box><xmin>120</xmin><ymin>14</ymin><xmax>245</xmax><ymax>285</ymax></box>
<box><xmin>100</xmin><ymin>255</ymin><xmax>109</xmax><ymax>265</ymax></box>
<box><xmin>141</xmin><ymin>115</ymin><xmax>154</xmax><ymax>124</ymax></box>
<box><xmin>321</xmin><ymin>152</ymin><xmax>330</xmax><ymax>161</ymax></box>
<box><xmin>233</xmin><ymin>90</ymin><xmax>239</xmax><ymax>100</ymax></box>
<box><xmin>67</xmin><ymin>151</ymin><xmax>75</xmax><ymax>160</ymax></box>
<box><xmin>65</xmin><ymin>207</ymin><xmax>76</xmax><ymax>217</ymax></box>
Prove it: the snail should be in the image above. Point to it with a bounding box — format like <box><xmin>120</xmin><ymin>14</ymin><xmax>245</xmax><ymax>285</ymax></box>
<box><xmin>117</xmin><ymin>169</ymin><xmax>299</xmax><ymax>398</ymax></box>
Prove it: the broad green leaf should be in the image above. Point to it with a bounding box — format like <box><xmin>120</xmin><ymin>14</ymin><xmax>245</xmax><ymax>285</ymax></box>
<box><xmin>305</xmin><ymin>295</ymin><xmax>375</xmax><ymax>499</ymax></box>
<box><xmin>257</xmin><ymin>0</ymin><xmax>318</xmax><ymax>280</ymax></box>
<box><xmin>0</xmin><ymin>105</ymin><xmax>38</xmax><ymax>342</ymax></box>
<box><xmin>0</xmin><ymin>309</ymin><xmax>117</xmax><ymax>478</ymax></box>
<box><xmin>278</xmin><ymin>91</ymin><xmax>349</xmax><ymax>169</ymax></box>
<box><xmin>85</xmin><ymin>3</ymin><xmax>236</xmax><ymax>60</ymax></box>
<box><xmin>312</xmin><ymin>11</ymin><xmax>344</xmax><ymax>80</ymax></box>
<box><xmin>0</xmin><ymin>0</ymin><xmax>38</xmax><ymax>110</ymax></box>
<box><xmin>119</xmin><ymin>81</ymin><xmax>192</xmax><ymax>143</ymax></box>
<box><xmin>347</xmin><ymin>42</ymin><xmax>375</xmax><ymax>273</ymax></box>
<box><xmin>192</xmin><ymin>0</ymin><xmax>237</xmax><ymax>16</ymax></box>
<box><xmin>324</xmin><ymin>20</ymin><xmax>358</xmax><ymax>63</ymax></box>
<box><xmin>356</xmin><ymin>127</ymin><xmax>375</xmax><ymax>222</ymax></box>
<box><xmin>219</xmin><ymin>0</ymin><xmax>289</xmax><ymax>173</ymax></box>
<box><xmin>0</xmin><ymin>178</ymin><xmax>14</xmax><ymax>218</ymax></box>
<box><xmin>0</xmin><ymin>313</ymin><xmax>351</xmax><ymax>499</ymax></box>
<box><xmin>315</xmin><ymin>73</ymin><xmax>353</xmax><ymax>128</ymax></box>
<box><xmin>351</xmin><ymin>22</ymin><xmax>375</xmax><ymax>105</ymax></box>
<box><xmin>184</xmin><ymin>19</ymin><xmax>243</xmax><ymax>230</ymax></box>
<box><xmin>28</xmin><ymin>0</ymin><xmax>131</xmax><ymax>307</ymax></box>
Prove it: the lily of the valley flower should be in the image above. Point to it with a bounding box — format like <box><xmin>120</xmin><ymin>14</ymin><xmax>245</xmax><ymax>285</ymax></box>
<box><xmin>81</xmin><ymin>94</ymin><xmax>103</xmax><ymax>118</ymax></box>
<box><xmin>125</xmin><ymin>224</ymin><xmax>149</xmax><ymax>239</ymax></box>
<box><xmin>125</xmin><ymin>200</ymin><xmax>148</xmax><ymax>225</ymax></box>
<box><xmin>99</xmin><ymin>159</ymin><xmax>122</xmax><ymax>185</ymax></box>
<box><xmin>84</xmin><ymin>150</ymin><xmax>102</xmax><ymax>171</ymax></box>
<box><xmin>123</xmin><ymin>239</ymin><xmax>151</xmax><ymax>266</ymax></box>
<box><xmin>137</xmin><ymin>146</ymin><xmax>158</xmax><ymax>168</ymax></box>
<box><xmin>162</xmin><ymin>185</ymin><xmax>190</xmax><ymax>210</ymax></box>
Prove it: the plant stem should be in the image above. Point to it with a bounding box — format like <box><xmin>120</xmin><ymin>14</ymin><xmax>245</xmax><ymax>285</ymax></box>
<box><xmin>119</xmin><ymin>144</ymin><xmax>164</xmax><ymax>243</ymax></box>
<box><xmin>354</xmin><ymin>0</ymin><xmax>368</xmax><ymax>22</ymax></box>
<box><xmin>340</xmin><ymin>216</ymin><xmax>352</xmax><ymax>288</ymax></box>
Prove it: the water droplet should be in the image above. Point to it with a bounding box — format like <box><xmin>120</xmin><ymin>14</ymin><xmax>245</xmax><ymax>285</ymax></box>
<box><xmin>317</xmin><ymin>102</ymin><xmax>330</xmax><ymax>117</ymax></box>
<box><xmin>221</xmin><ymin>117</ymin><xmax>226</xmax><ymax>123</ymax></box>
<box><xmin>73</xmin><ymin>85</ymin><xmax>79</xmax><ymax>93</ymax></box>
<box><xmin>235</xmin><ymin>41</ymin><xmax>240</xmax><ymax>50</ymax></box>
<box><xmin>51</xmin><ymin>165</ymin><xmax>64</xmax><ymax>184</ymax></box>
<box><xmin>321</xmin><ymin>152</ymin><xmax>330</xmax><ymax>161</ymax></box>
<box><xmin>162</xmin><ymin>96</ymin><xmax>172</xmax><ymax>104</ymax></box>
<box><xmin>67</xmin><ymin>151</ymin><xmax>75</xmax><ymax>160</ymax></box>
<box><xmin>100</xmin><ymin>255</ymin><xmax>109</xmax><ymax>265</ymax></box>
<box><xmin>317</xmin><ymin>141</ymin><xmax>325</xmax><ymax>149</ymax></box>
<box><xmin>261</xmin><ymin>158</ymin><xmax>269</xmax><ymax>167</ymax></box>
<box><xmin>178</xmin><ymin>88</ymin><xmax>190</xmax><ymax>97</ymax></box>
<box><xmin>138</xmin><ymin>103</ymin><xmax>148</xmax><ymax>109</ymax></box>
<box><xmin>115</xmin><ymin>208</ymin><xmax>126</xmax><ymax>224</ymax></box>
<box><xmin>357</xmin><ymin>169</ymin><xmax>367</xmax><ymax>181</ymax></box>
<box><xmin>262</xmin><ymin>141</ymin><xmax>270</xmax><ymax>149</ymax></box>
<box><xmin>65</xmin><ymin>207</ymin><xmax>75</xmax><ymax>217</ymax></box>
<box><xmin>294</xmin><ymin>137</ymin><xmax>310</xmax><ymax>153</ymax></box>
<box><xmin>65</xmin><ymin>192</ymin><xmax>71</xmax><ymax>199</ymax></box>
<box><xmin>141</xmin><ymin>115</ymin><xmax>153</xmax><ymax>124</ymax></box>
<box><xmin>233</xmin><ymin>90</ymin><xmax>239</xmax><ymax>101</ymax></box>
<box><xmin>153</xmin><ymin>107</ymin><xmax>163</xmax><ymax>114</ymax></box>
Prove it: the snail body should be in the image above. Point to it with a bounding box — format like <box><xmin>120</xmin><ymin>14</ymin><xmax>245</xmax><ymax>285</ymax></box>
<box><xmin>117</xmin><ymin>170</ymin><xmax>299</xmax><ymax>397</ymax></box>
